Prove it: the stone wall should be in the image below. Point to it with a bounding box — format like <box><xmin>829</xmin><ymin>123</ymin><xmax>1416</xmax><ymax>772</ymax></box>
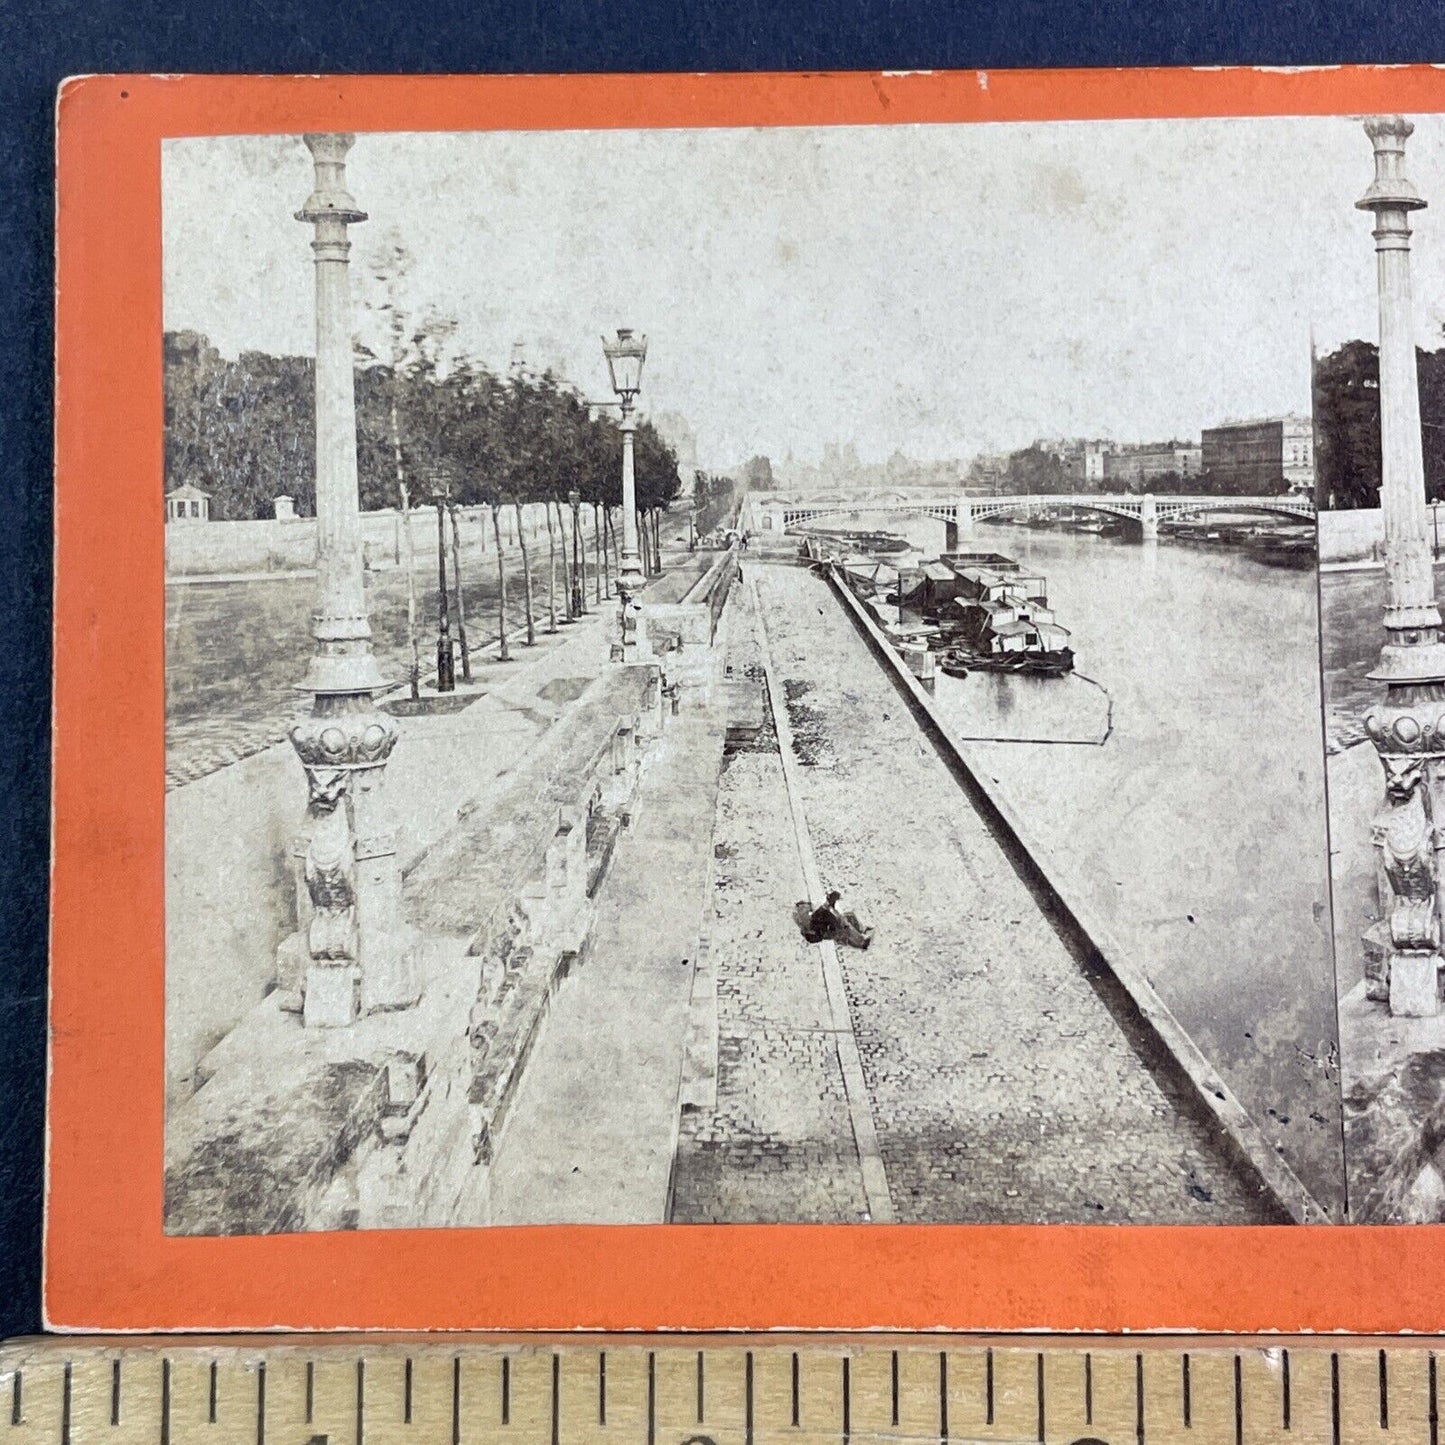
<box><xmin>164</xmin><ymin>664</ymin><xmax>668</xmax><ymax>1234</ymax></box>
<box><xmin>164</xmin><ymin>702</ymin><xmax>520</xmax><ymax>1104</ymax></box>
<box><xmin>1319</xmin><ymin>504</ymin><xmax>1445</xmax><ymax>564</ymax></box>
<box><xmin>165</xmin><ymin>503</ymin><xmax>558</xmax><ymax>577</ymax></box>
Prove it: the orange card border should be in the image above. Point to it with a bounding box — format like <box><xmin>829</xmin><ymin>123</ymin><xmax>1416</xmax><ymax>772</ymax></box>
<box><xmin>47</xmin><ymin>66</ymin><xmax>1445</xmax><ymax>1333</ymax></box>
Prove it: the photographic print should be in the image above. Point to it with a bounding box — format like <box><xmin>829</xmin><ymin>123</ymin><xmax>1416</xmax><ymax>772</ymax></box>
<box><xmin>158</xmin><ymin>115</ymin><xmax>1348</xmax><ymax>1236</ymax></box>
<box><xmin>1316</xmin><ymin>115</ymin><xmax>1445</xmax><ymax>1224</ymax></box>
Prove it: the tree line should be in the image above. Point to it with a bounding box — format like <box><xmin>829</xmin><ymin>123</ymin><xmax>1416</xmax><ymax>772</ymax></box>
<box><xmin>163</xmin><ymin>330</ymin><xmax>682</xmax><ymax>522</ymax></box>
<box><xmin>163</xmin><ymin>317</ymin><xmax>688</xmax><ymax>696</ymax></box>
<box><xmin>1313</xmin><ymin>339</ymin><xmax>1445</xmax><ymax>510</ymax></box>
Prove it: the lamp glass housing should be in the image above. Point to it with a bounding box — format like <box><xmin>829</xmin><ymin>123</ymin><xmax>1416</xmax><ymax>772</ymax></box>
<box><xmin>602</xmin><ymin>328</ymin><xmax>648</xmax><ymax>399</ymax></box>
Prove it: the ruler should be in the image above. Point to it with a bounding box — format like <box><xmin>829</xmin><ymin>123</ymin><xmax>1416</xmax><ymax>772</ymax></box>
<box><xmin>0</xmin><ymin>1336</ymin><xmax>1438</xmax><ymax>1444</ymax></box>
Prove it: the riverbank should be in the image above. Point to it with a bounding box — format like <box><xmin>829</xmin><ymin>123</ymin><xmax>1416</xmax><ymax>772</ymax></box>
<box><xmin>673</xmin><ymin>556</ymin><xmax>1290</xmax><ymax>1223</ymax></box>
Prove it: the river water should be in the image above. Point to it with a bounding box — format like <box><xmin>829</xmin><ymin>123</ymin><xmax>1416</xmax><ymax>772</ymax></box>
<box><xmin>833</xmin><ymin>512</ymin><xmax>1344</xmax><ymax>1213</ymax></box>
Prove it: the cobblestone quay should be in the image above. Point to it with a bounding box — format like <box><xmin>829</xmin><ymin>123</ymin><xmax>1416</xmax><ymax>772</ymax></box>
<box><xmin>673</xmin><ymin>560</ymin><xmax>1277</xmax><ymax>1224</ymax></box>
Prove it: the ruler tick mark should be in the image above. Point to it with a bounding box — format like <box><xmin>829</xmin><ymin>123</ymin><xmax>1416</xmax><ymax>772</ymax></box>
<box><xmin>110</xmin><ymin>1358</ymin><xmax>120</xmax><ymax>1427</ymax></box>
<box><xmin>60</xmin><ymin>1363</ymin><xmax>70</xmax><ymax>1445</ymax></box>
<box><xmin>890</xmin><ymin>1351</ymin><xmax>899</xmax><ymax>1428</ymax></box>
<box><xmin>697</xmin><ymin>1350</ymin><xmax>705</xmax><ymax>1424</ymax></box>
<box><xmin>1379</xmin><ymin>1347</ymin><xmax>1389</xmax><ymax>1431</ymax></box>
<box><xmin>210</xmin><ymin>1360</ymin><xmax>219</xmax><ymax>1424</ymax></box>
<box><xmin>8</xmin><ymin>1368</ymin><xmax>19</xmax><ymax>1426</ymax></box>
<box><xmin>1233</xmin><ymin>1354</ymin><xmax>1242</xmax><ymax>1445</ymax></box>
<box><xmin>1282</xmin><ymin>1348</ymin><xmax>1291</xmax><ymax>1430</ymax></box>
<box><xmin>1330</xmin><ymin>1353</ymin><xmax>1340</xmax><ymax>1445</ymax></box>
<box><xmin>745</xmin><ymin>1352</ymin><xmax>754</xmax><ymax>1445</ymax></box>
<box><xmin>160</xmin><ymin>1360</ymin><xmax>171</xmax><ymax>1445</ymax></box>
<box><xmin>502</xmin><ymin>1355</ymin><xmax>511</xmax><ymax>1426</ymax></box>
<box><xmin>599</xmin><ymin>1350</ymin><xmax>607</xmax><ymax>1427</ymax></box>
<box><xmin>842</xmin><ymin>1356</ymin><xmax>851</xmax><ymax>1444</ymax></box>
<box><xmin>305</xmin><ymin>1361</ymin><xmax>314</xmax><ymax>1424</ymax></box>
<box><xmin>404</xmin><ymin>1358</ymin><xmax>412</xmax><ymax>1425</ymax></box>
<box><xmin>356</xmin><ymin>1359</ymin><xmax>365</xmax><ymax>1445</ymax></box>
<box><xmin>647</xmin><ymin>1353</ymin><xmax>656</xmax><ymax>1445</ymax></box>
<box><xmin>986</xmin><ymin>1348</ymin><xmax>994</xmax><ymax>1425</ymax></box>
<box><xmin>551</xmin><ymin>1354</ymin><xmax>560</xmax><ymax>1445</ymax></box>
<box><xmin>451</xmin><ymin>1357</ymin><xmax>461</xmax><ymax>1445</ymax></box>
<box><xmin>791</xmin><ymin>1352</ymin><xmax>800</xmax><ymax>1428</ymax></box>
<box><xmin>938</xmin><ymin>1351</ymin><xmax>948</xmax><ymax>1445</ymax></box>
<box><xmin>256</xmin><ymin>1361</ymin><xmax>266</xmax><ymax>1445</ymax></box>
<box><xmin>1036</xmin><ymin>1352</ymin><xmax>1045</xmax><ymax>1443</ymax></box>
<box><xmin>1182</xmin><ymin>1353</ymin><xmax>1191</xmax><ymax>1428</ymax></box>
<box><xmin>1135</xmin><ymin>1352</ymin><xmax>1145</xmax><ymax>1445</ymax></box>
<box><xmin>1085</xmin><ymin>1353</ymin><xmax>1093</xmax><ymax>1426</ymax></box>
<box><xmin>1430</xmin><ymin>1352</ymin><xmax>1439</xmax><ymax>1445</ymax></box>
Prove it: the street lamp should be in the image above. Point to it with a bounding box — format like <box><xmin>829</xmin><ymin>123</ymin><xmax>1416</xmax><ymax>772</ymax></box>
<box><xmin>568</xmin><ymin>488</ymin><xmax>585</xmax><ymax>617</ymax></box>
<box><xmin>1357</xmin><ymin>116</ymin><xmax>1445</xmax><ymax>1017</ymax></box>
<box><xmin>287</xmin><ymin>132</ymin><xmax>416</xmax><ymax>1026</ymax></box>
<box><xmin>602</xmin><ymin>327</ymin><xmax>648</xmax><ymax>595</ymax></box>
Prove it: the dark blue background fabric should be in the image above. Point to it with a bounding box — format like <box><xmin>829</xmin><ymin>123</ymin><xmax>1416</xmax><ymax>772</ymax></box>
<box><xmin>0</xmin><ymin>0</ymin><xmax>1433</xmax><ymax>1337</ymax></box>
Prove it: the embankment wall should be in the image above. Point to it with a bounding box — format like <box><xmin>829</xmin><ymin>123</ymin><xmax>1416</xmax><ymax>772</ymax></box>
<box><xmin>824</xmin><ymin>563</ymin><xmax>1325</xmax><ymax>1226</ymax></box>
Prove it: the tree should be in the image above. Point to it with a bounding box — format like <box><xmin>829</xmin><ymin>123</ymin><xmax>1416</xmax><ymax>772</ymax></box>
<box><xmin>354</xmin><ymin>241</ymin><xmax>460</xmax><ymax>697</ymax></box>
<box><xmin>1314</xmin><ymin>340</ymin><xmax>1381</xmax><ymax>510</ymax></box>
<box><xmin>742</xmin><ymin>455</ymin><xmax>774</xmax><ymax>491</ymax></box>
<box><xmin>445</xmin><ymin>360</ymin><xmax>511</xmax><ymax>661</ymax></box>
<box><xmin>164</xmin><ymin>334</ymin><xmax>314</xmax><ymax>519</ymax></box>
<box><xmin>1006</xmin><ymin>444</ymin><xmax>1065</xmax><ymax>495</ymax></box>
<box><xmin>1314</xmin><ymin>339</ymin><xmax>1445</xmax><ymax>508</ymax></box>
<box><xmin>632</xmin><ymin>421</ymin><xmax>682</xmax><ymax>576</ymax></box>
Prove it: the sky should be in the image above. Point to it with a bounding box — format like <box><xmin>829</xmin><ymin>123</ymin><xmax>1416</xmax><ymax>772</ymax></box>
<box><xmin>162</xmin><ymin>115</ymin><xmax>1445</xmax><ymax>470</ymax></box>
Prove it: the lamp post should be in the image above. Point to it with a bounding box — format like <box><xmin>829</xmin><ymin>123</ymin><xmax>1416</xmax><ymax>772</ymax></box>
<box><xmin>288</xmin><ymin>133</ymin><xmax>416</xmax><ymax>1027</ymax></box>
<box><xmin>602</xmin><ymin>328</ymin><xmax>648</xmax><ymax>596</ymax></box>
<box><xmin>568</xmin><ymin>488</ymin><xmax>585</xmax><ymax>617</ymax></box>
<box><xmin>1357</xmin><ymin>116</ymin><xmax>1445</xmax><ymax>1017</ymax></box>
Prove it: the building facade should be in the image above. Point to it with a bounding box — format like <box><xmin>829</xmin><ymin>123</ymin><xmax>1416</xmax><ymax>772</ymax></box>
<box><xmin>1201</xmin><ymin>415</ymin><xmax>1315</xmax><ymax>495</ymax></box>
<box><xmin>1104</xmin><ymin>444</ymin><xmax>1202</xmax><ymax>489</ymax></box>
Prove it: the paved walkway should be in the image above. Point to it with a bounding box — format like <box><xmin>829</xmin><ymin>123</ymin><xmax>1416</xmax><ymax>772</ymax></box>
<box><xmin>672</xmin><ymin>579</ymin><xmax>874</xmax><ymax>1223</ymax></box>
<box><xmin>486</xmin><ymin>684</ymin><xmax>728</xmax><ymax>1223</ymax></box>
<box><xmin>677</xmin><ymin>560</ymin><xmax>1277</xmax><ymax>1224</ymax></box>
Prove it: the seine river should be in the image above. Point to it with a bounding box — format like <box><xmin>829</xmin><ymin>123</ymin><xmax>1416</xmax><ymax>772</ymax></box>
<box><xmin>840</xmin><ymin>512</ymin><xmax>1344</xmax><ymax>1213</ymax></box>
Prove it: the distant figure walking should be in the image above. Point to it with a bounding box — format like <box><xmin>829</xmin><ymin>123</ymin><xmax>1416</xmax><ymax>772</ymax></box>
<box><xmin>796</xmin><ymin>890</ymin><xmax>873</xmax><ymax>950</ymax></box>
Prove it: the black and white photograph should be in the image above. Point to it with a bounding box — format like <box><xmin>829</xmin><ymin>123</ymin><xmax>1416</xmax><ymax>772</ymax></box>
<box><xmin>162</xmin><ymin>115</ymin><xmax>1363</xmax><ymax>1235</ymax></box>
<box><xmin>1314</xmin><ymin>116</ymin><xmax>1445</xmax><ymax>1224</ymax></box>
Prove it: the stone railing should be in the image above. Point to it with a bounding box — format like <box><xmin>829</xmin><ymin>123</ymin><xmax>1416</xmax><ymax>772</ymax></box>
<box><xmin>164</xmin><ymin>664</ymin><xmax>667</xmax><ymax>1235</ymax></box>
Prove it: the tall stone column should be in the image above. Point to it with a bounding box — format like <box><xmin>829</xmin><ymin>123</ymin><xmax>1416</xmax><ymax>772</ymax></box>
<box><xmin>285</xmin><ymin>133</ymin><xmax>418</xmax><ymax>1028</ymax></box>
<box><xmin>619</xmin><ymin>401</ymin><xmax>645</xmax><ymax>593</ymax></box>
<box><xmin>1357</xmin><ymin>116</ymin><xmax>1445</xmax><ymax>1017</ymax></box>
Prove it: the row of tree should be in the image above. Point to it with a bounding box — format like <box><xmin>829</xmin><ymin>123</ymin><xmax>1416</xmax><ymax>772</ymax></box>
<box><xmin>164</xmin><ymin>322</ymin><xmax>685</xmax><ymax>696</ymax></box>
<box><xmin>163</xmin><ymin>331</ymin><xmax>683</xmax><ymax>523</ymax></box>
<box><xmin>1313</xmin><ymin>339</ymin><xmax>1445</xmax><ymax>510</ymax></box>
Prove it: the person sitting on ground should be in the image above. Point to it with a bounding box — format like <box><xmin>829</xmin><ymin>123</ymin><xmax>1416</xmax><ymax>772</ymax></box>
<box><xmin>798</xmin><ymin>890</ymin><xmax>873</xmax><ymax>949</ymax></box>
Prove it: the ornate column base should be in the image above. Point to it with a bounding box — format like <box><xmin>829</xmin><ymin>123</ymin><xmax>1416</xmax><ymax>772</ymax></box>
<box><xmin>305</xmin><ymin>960</ymin><xmax>359</xmax><ymax>1028</ymax></box>
<box><xmin>1365</xmin><ymin>686</ymin><xmax>1445</xmax><ymax>1016</ymax></box>
<box><xmin>1391</xmin><ymin>951</ymin><xmax>1444</xmax><ymax>1016</ymax></box>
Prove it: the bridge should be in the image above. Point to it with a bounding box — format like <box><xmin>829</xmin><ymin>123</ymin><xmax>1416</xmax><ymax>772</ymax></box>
<box><xmin>739</xmin><ymin>490</ymin><xmax>1315</xmax><ymax>543</ymax></box>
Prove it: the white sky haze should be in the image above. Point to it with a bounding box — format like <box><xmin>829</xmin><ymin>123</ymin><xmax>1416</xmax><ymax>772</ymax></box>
<box><xmin>163</xmin><ymin>116</ymin><xmax>1445</xmax><ymax>470</ymax></box>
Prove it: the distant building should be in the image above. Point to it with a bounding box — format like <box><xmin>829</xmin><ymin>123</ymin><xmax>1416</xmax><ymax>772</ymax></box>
<box><xmin>965</xmin><ymin>454</ymin><xmax>1009</xmax><ymax>494</ymax></box>
<box><xmin>1201</xmin><ymin>415</ymin><xmax>1314</xmax><ymax>495</ymax></box>
<box><xmin>650</xmin><ymin>410</ymin><xmax>699</xmax><ymax>474</ymax></box>
<box><xmin>166</xmin><ymin>483</ymin><xmax>211</xmax><ymax>523</ymax></box>
<box><xmin>1104</xmin><ymin>444</ymin><xmax>1202</xmax><ymax>489</ymax></box>
<box><xmin>1038</xmin><ymin>437</ymin><xmax>1114</xmax><ymax>488</ymax></box>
